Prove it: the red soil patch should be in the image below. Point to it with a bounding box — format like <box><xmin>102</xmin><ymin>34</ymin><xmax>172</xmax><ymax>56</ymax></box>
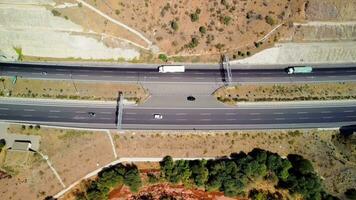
<box><xmin>109</xmin><ymin>183</ymin><xmax>246</xmax><ymax>200</ymax></box>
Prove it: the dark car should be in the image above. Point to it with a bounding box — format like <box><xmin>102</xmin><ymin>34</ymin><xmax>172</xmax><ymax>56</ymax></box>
<box><xmin>187</xmin><ymin>96</ymin><xmax>196</xmax><ymax>101</ymax></box>
<box><xmin>88</xmin><ymin>112</ymin><xmax>96</xmax><ymax>117</ymax></box>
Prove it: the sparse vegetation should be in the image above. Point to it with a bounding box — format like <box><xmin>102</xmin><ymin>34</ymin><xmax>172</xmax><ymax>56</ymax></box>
<box><xmin>13</xmin><ymin>47</ymin><xmax>23</xmax><ymax>61</ymax></box>
<box><xmin>170</xmin><ymin>20</ymin><xmax>179</xmax><ymax>31</ymax></box>
<box><xmin>158</xmin><ymin>54</ymin><xmax>168</xmax><ymax>62</ymax></box>
<box><xmin>0</xmin><ymin>139</ymin><xmax>6</xmax><ymax>152</ymax></box>
<box><xmin>51</xmin><ymin>9</ymin><xmax>61</xmax><ymax>17</ymax></box>
<box><xmin>215</xmin><ymin>82</ymin><xmax>356</xmax><ymax>103</ymax></box>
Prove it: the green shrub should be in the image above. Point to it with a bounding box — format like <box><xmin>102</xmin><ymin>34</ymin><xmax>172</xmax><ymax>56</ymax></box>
<box><xmin>158</xmin><ymin>54</ymin><xmax>168</xmax><ymax>62</ymax></box>
<box><xmin>190</xmin><ymin>13</ymin><xmax>199</xmax><ymax>22</ymax></box>
<box><xmin>265</xmin><ymin>16</ymin><xmax>276</xmax><ymax>26</ymax></box>
<box><xmin>345</xmin><ymin>188</ymin><xmax>356</xmax><ymax>200</ymax></box>
<box><xmin>51</xmin><ymin>10</ymin><xmax>61</xmax><ymax>16</ymax></box>
<box><xmin>171</xmin><ymin>20</ymin><xmax>179</xmax><ymax>31</ymax></box>
<box><xmin>199</xmin><ymin>26</ymin><xmax>207</xmax><ymax>34</ymax></box>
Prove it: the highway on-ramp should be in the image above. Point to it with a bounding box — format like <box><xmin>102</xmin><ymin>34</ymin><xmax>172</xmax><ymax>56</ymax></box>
<box><xmin>0</xmin><ymin>100</ymin><xmax>355</xmax><ymax>129</ymax></box>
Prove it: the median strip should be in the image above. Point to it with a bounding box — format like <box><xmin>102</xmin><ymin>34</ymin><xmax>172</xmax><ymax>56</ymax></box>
<box><xmin>0</xmin><ymin>77</ymin><xmax>149</xmax><ymax>104</ymax></box>
<box><xmin>215</xmin><ymin>82</ymin><xmax>356</xmax><ymax>104</ymax></box>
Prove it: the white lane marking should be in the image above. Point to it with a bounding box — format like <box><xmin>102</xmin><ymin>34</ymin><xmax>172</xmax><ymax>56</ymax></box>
<box><xmin>225</xmin><ymin>113</ymin><xmax>236</xmax><ymax>115</ymax></box>
<box><xmin>48</xmin><ymin>116</ymin><xmax>60</xmax><ymax>118</ymax></box>
<box><xmin>50</xmin><ymin>110</ymin><xmax>60</xmax><ymax>113</ymax></box>
<box><xmin>200</xmin><ymin>119</ymin><xmax>211</xmax><ymax>121</ymax></box>
<box><xmin>250</xmin><ymin>113</ymin><xmax>261</xmax><ymax>115</ymax></box>
<box><xmin>78</xmin><ymin>74</ymin><xmax>89</xmax><ymax>77</ymax></box>
<box><xmin>100</xmin><ymin>117</ymin><xmax>112</xmax><ymax>120</ymax></box>
<box><xmin>177</xmin><ymin>119</ymin><xmax>187</xmax><ymax>121</ymax></box>
<box><xmin>125</xmin><ymin>112</ymin><xmax>136</xmax><ymax>115</ymax></box>
<box><xmin>0</xmin><ymin>108</ymin><xmax>9</xmax><ymax>110</ymax></box>
<box><xmin>103</xmin><ymin>70</ymin><xmax>114</xmax><ymax>73</ymax></box>
<box><xmin>226</xmin><ymin>119</ymin><xmax>236</xmax><ymax>121</ymax></box>
<box><xmin>240</xmin><ymin>73</ymin><xmax>249</xmax><ymax>75</ymax></box>
<box><xmin>150</xmin><ymin>77</ymin><xmax>159</xmax><ymax>79</ymax></box>
<box><xmin>194</xmin><ymin>72</ymin><xmax>206</xmax><ymax>75</ymax></box>
<box><xmin>55</xmin><ymin>69</ymin><xmax>67</xmax><ymax>71</ymax></box>
<box><xmin>125</xmin><ymin>71</ymin><xmax>136</xmax><ymax>74</ymax></box>
<box><xmin>346</xmin><ymin>115</ymin><xmax>356</xmax><ymax>118</ymax></box>
<box><xmin>275</xmin><ymin>118</ymin><xmax>285</xmax><ymax>120</ymax></box>
<box><xmin>297</xmin><ymin>111</ymin><xmax>308</xmax><ymax>114</ymax></box>
<box><xmin>273</xmin><ymin>112</ymin><xmax>284</xmax><ymax>115</ymax></box>
<box><xmin>31</xmin><ymin>72</ymin><xmax>39</xmax><ymax>75</ymax></box>
<box><xmin>343</xmin><ymin>110</ymin><xmax>354</xmax><ymax>113</ymax></box>
<box><xmin>176</xmin><ymin>113</ymin><xmax>187</xmax><ymax>116</ymax></box>
<box><xmin>24</xmin><ymin>109</ymin><xmax>35</xmax><ymax>112</ymax></box>
<box><xmin>195</xmin><ymin>77</ymin><xmax>205</xmax><ymax>80</ymax></box>
<box><xmin>321</xmin><ymin>111</ymin><xmax>332</xmax><ymax>114</ymax></box>
<box><xmin>22</xmin><ymin>114</ymin><xmax>32</xmax><ymax>117</ymax></box>
<box><xmin>299</xmin><ymin>117</ymin><xmax>310</xmax><ymax>119</ymax></box>
<box><xmin>250</xmin><ymin>118</ymin><xmax>261</xmax><ymax>121</ymax></box>
<box><xmin>125</xmin><ymin>118</ymin><xmax>136</xmax><ymax>120</ymax></box>
<box><xmin>55</xmin><ymin>73</ymin><xmax>65</xmax><ymax>76</ymax></box>
<box><xmin>322</xmin><ymin>116</ymin><xmax>334</xmax><ymax>119</ymax></box>
<box><xmin>102</xmin><ymin>75</ymin><xmax>113</xmax><ymax>78</ymax></box>
<box><xmin>200</xmin><ymin>113</ymin><xmax>211</xmax><ymax>116</ymax></box>
<box><xmin>100</xmin><ymin>112</ymin><xmax>112</xmax><ymax>114</ymax></box>
<box><xmin>75</xmin><ymin>111</ymin><xmax>86</xmax><ymax>114</ymax></box>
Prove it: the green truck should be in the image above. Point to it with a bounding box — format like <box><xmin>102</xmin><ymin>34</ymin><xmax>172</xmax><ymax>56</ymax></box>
<box><xmin>286</xmin><ymin>66</ymin><xmax>313</xmax><ymax>74</ymax></box>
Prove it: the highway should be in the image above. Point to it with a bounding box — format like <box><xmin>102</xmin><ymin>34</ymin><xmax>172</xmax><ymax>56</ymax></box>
<box><xmin>0</xmin><ymin>100</ymin><xmax>355</xmax><ymax>129</ymax></box>
<box><xmin>1</xmin><ymin>61</ymin><xmax>356</xmax><ymax>130</ymax></box>
<box><xmin>1</xmin><ymin>62</ymin><xmax>356</xmax><ymax>84</ymax></box>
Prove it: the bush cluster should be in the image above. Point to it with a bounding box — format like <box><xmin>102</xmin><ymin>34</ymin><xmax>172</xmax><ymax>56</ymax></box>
<box><xmin>84</xmin><ymin>164</ymin><xmax>142</xmax><ymax>200</ymax></box>
<box><xmin>160</xmin><ymin>148</ymin><xmax>338</xmax><ymax>199</ymax></box>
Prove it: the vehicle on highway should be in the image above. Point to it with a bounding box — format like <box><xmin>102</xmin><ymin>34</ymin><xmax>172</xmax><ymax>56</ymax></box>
<box><xmin>88</xmin><ymin>112</ymin><xmax>96</xmax><ymax>117</ymax></box>
<box><xmin>187</xmin><ymin>96</ymin><xmax>196</xmax><ymax>101</ymax></box>
<box><xmin>153</xmin><ymin>114</ymin><xmax>163</xmax><ymax>119</ymax></box>
<box><xmin>41</xmin><ymin>71</ymin><xmax>48</xmax><ymax>75</ymax></box>
<box><xmin>158</xmin><ymin>65</ymin><xmax>185</xmax><ymax>73</ymax></box>
<box><xmin>286</xmin><ymin>66</ymin><xmax>313</xmax><ymax>74</ymax></box>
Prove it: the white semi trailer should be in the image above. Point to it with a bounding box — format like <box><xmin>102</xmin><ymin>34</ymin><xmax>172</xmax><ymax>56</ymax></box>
<box><xmin>158</xmin><ymin>65</ymin><xmax>185</xmax><ymax>73</ymax></box>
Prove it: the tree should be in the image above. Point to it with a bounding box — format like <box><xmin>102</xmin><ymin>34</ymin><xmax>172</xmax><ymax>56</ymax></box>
<box><xmin>171</xmin><ymin>21</ymin><xmax>179</xmax><ymax>31</ymax></box>
<box><xmin>199</xmin><ymin>26</ymin><xmax>207</xmax><ymax>34</ymax></box>
<box><xmin>190</xmin><ymin>13</ymin><xmax>199</xmax><ymax>22</ymax></box>
<box><xmin>160</xmin><ymin>156</ymin><xmax>174</xmax><ymax>179</ymax></box>
<box><xmin>0</xmin><ymin>139</ymin><xmax>5</xmax><ymax>151</ymax></box>
<box><xmin>288</xmin><ymin>154</ymin><xmax>314</xmax><ymax>175</ymax></box>
<box><xmin>265</xmin><ymin>16</ymin><xmax>276</xmax><ymax>26</ymax></box>
<box><xmin>124</xmin><ymin>165</ymin><xmax>142</xmax><ymax>193</ymax></box>
<box><xmin>158</xmin><ymin>54</ymin><xmax>168</xmax><ymax>62</ymax></box>
<box><xmin>191</xmin><ymin>160</ymin><xmax>208</xmax><ymax>187</ymax></box>
<box><xmin>345</xmin><ymin>188</ymin><xmax>356</xmax><ymax>200</ymax></box>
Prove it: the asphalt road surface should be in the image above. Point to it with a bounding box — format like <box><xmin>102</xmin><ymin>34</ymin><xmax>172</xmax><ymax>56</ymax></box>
<box><xmin>1</xmin><ymin>62</ymin><xmax>356</xmax><ymax>84</ymax></box>
<box><xmin>0</xmin><ymin>101</ymin><xmax>355</xmax><ymax>129</ymax></box>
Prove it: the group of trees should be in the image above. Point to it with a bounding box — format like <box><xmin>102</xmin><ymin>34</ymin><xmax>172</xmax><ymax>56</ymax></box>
<box><xmin>0</xmin><ymin>139</ymin><xmax>5</xmax><ymax>152</ymax></box>
<box><xmin>160</xmin><ymin>148</ymin><xmax>338</xmax><ymax>200</ymax></box>
<box><xmin>82</xmin><ymin>163</ymin><xmax>142</xmax><ymax>200</ymax></box>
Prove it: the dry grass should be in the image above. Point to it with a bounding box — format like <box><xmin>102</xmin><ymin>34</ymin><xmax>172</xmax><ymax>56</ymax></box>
<box><xmin>214</xmin><ymin>82</ymin><xmax>356</xmax><ymax>104</ymax></box>
<box><xmin>1</xmin><ymin>124</ymin><xmax>116</xmax><ymax>200</ymax></box>
<box><xmin>54</xmin><ymin>0</ymin><xmax>305</xmax><ymax>62</ymax></box>
<box><xmin>0</xmin><ymin>77</ymin><xmax>148</xmax><ymax>102</ymax></box>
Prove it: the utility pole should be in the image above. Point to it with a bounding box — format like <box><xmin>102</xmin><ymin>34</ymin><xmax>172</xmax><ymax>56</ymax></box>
<box><xmin>223</xmin><ymin>54</ymin><xmax>232</xmax><ymax>86</ymax></box>
<box><xmin>117</xmin><ymin>92</ymin><xmax>124</xmax><ymax>130</ymax></box>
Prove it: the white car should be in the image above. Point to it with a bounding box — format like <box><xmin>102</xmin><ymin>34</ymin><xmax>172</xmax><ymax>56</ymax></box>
<box><xmin>153</xmin><ymin>114</ymin><xmax>163</xmax><ymax>119</ymax></box>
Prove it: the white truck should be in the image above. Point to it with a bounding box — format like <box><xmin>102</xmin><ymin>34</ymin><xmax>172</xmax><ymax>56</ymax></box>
<box><xmin>286</xmin><ymin>66</ymin><xmax>313</xmax><ymax>74</ymax></box>
<box><xmin>158</xmin><ymin>65</ymin><xmax>185</xmax><ymax>73</ymax></box>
